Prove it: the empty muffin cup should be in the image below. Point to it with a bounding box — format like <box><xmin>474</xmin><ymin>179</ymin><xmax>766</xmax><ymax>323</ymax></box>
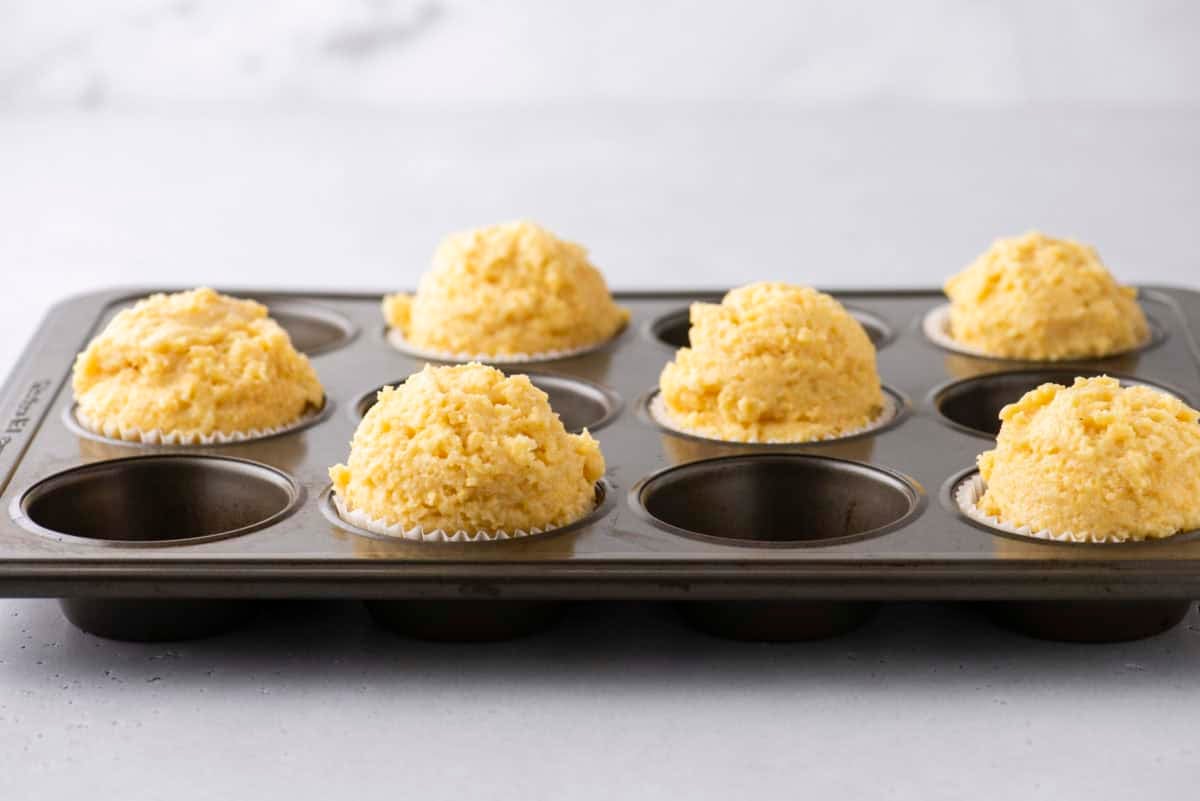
<box><xmin>932</xmin><ymin>370</ymin><xmax>1191</xmax><ymax>439</ymax></box>
<box><xmin>649</xmin><ymin>303</ymin><xmax>893</xmax><ymax>351</ymax></box>
<box><xmin>354</xmin><ymin>371</ymin><xmax>622</xmax><ymax>434</ymax></box>
<box><xmin>13</xmin><ymin>455</ymin><xmax>301</xmax><ymax>640</ymax></box>
<box><xmin>636</xmin><ymin>454</ymin><xmax>921</xmax><ymax>546</ymax></box>
<box><xmin>637</xmin><ymin>455</ymin><xmax>920</xmax><ymax>640</ymax></box>
<box><xmin>17</xmin><ymin>455</ymin><xmax>300</xmax><ymax>545</ymax></box>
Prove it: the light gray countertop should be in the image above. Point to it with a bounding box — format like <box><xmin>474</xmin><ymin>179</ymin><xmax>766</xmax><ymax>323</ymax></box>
<box><xmin>3</xmin><ymin>599</ymin><xmax>1199</xmax><ymax>799</ymax></box>
<box><xmin>1</xmin><ymin>106</ymin><xmax>1199</xmax><ymax>799</ymax></box>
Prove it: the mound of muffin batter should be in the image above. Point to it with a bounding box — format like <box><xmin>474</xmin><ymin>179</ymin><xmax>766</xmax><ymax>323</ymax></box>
<box><xmin>72</xmin><ymin>288</ymin><xmax>324</xmax><ymax>440</ymax></box>
<box><xmin>658</xmin><ymin>282</ymin><xmax>883</xmax><ymax>442</ymax></box>
<box><xmin>977</xmin><ymin>376</ymin><xmax>1200</xmax><ymax>541</ymax></box>
<box><xmin>330</xmin><ymin>363</ymin><xmax>605</xmax><ymax>534</ymax></box>
<box><xmin>383</xmin><ymin>221</ymin><xmax>629</xmax><ymax>358</ymax></box>
<box><xmin>944</xmin><ymin>232</ymin><xmax>1148</xmax><ymax>360</ymax></box>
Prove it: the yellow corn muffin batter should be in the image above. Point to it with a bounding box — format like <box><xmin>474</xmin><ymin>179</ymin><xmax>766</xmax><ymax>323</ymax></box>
<box><xmin>72</xmin><ymin>288</ymin><xmax>324</xmax><ymax>440</ymax></box>
<box><xmin>658</xmin><ymin>282</ymin><xmax>884</xmax><ymax>443</ymax></box>
<box><xmin>978</xmin><ymin>376</ymin><xmax>1200</xmax><ymax>541</ymax></box>
<box><xmin>383</xmin><ymin>221</ymin><xmax>629</xmax><ymax>357</ymax></box>
<box><xmin>330</xmin><ymin>363</ymin><xmax>605</xmax><ymax>534</ymax></box>
<box><xmin>944</xmin><ymin>232</ymin><xmax>1148</xmax><ymax>360</ymax></box>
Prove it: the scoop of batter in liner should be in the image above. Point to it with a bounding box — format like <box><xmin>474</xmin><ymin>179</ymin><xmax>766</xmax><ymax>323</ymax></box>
<box><xmin>72</xmin><ymin>287</ymin><xmax>324</xmax><ymax>440</ymax></box>
<box><xmin>978</xmin><ymin>376</ymin><xmax>1200</xmax><ymax>540</ymax></box>
<box><xmin>330</xmin><ymin>363</ymin><xmax>605</xmax><ymax>534</ymax></box>
<box><xmin>658</xmin><ymin>282</ymin><xmax>883</xmax><ymax>443</ymax></box>
<box><xmin>383</xmin><ymin>221</ymin><xmax>629</xmax><ymax>358</ymax></box>
<box><xmin>944</xmin><ymin>232</ymin><xmax>1148</xmax><ymax>360</ymax></box>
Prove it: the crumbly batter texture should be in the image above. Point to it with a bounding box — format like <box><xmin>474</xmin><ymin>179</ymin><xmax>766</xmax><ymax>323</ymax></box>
<box><xmin>383</xmin><ymin>221</ymin><xmax>629</xmax><ymax>357</ymax></box>
<box><xmin>658</xmin><ymin>282</ymin><xmax>883</xmax><ymax>442</ymax></box>
<box><xmin>72</xmin><ymin>287</ymin><xmax>324</xmax><ymax>439</ymax></box>
<box><xmin>978</xmin><ymin>376</ymin><xmax>1200</xmax><ymax>541</ymax></box>
<box><xmin>944</xmin><ymin>231</ymin><xmax>1148</xmax><ymax>360</ymax></box>
<box><xmin>329</xmin><ymin>363</ymin><xmax>605</xmax><ymax>534</ymax></box>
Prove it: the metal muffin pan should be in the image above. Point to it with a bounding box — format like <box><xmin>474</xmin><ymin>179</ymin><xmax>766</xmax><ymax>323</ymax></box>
<box><xmin>2</xmin><ymin>286</ymin><xmax>1200</xmax><ymax>643</ymax></box>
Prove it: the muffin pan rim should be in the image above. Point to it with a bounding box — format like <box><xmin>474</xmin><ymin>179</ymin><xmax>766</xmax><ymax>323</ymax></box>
<box><xmin>927</xmin><ymin>368</ymin><xmax>1197</xmax><ymax>441</ymax></box>
<box><xmin>9</xmin><ymin>453</ymin><xmax>305</xmax><ymax>548</ymax></box>
<box><xmin>629</xmin><ymin>453</ymin><xmax>928</xmax><ymax>550</ymax></box>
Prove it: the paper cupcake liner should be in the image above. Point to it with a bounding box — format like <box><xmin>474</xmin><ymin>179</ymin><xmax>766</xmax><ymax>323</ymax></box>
<box><xmin>649</xmin><ymin>390</ymin><xmax>899</xmax><ymax>445</ymax></box>
<box><xmin>74</xmin><ymin>402</ymin><xmax>325</xmax><ymax>446</ymax></box>
<box><xmin>384</xmin><ymin>327</ymin><xmax>620</xmax><ymax>365</ymax></box>
<box><xmin>922</xmin><ymin>304</ymin><xmax>1153</xmax><ymax>361</ymax></box>
<box><xmin>331</xmin><ymin>492</ymin><xmax>556</xmax><ymax>543</ymax></box>
<box><xmin>954</xmin><ymin>471</ymin><xmax>1131</xmax><ymax>544</ymax></box>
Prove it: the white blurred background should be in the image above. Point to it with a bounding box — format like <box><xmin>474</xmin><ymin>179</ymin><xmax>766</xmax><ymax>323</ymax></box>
<box><xmin>2</xmin><ymin>1</ymin><xmax>1199</xmax><ymax>372</ymax></box>
<box><xmin>5</xmin><ymin>1</ymin><xmax>1200</xmax><ymax>108</ymax></box>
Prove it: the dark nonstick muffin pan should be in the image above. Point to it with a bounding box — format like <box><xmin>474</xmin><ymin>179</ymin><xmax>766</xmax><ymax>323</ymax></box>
<box><xmin>2</xmin><ymin>286</ymin><xmax>1199</xmax><ymax>643</ymax></box>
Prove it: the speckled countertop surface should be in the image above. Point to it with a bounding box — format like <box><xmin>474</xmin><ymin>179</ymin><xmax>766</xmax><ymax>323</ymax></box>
<box><xmin>3</xmin><ymin>3</ymin><xmax>1200</xmax><ymax>799</ymax></box>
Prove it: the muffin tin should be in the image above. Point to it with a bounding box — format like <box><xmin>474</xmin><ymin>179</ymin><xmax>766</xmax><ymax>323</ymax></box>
<box><xmin>2</xmin><ymin>286</ymin><xmax>1199</xmax><ymax>643</ymax></box>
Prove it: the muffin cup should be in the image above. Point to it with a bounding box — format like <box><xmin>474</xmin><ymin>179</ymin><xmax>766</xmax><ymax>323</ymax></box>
<box><xmin>73</xmin><ymin>401</ymin><xmax>326</xmax><ymax>446</ymax></box>
<box><xmin>331</xmin><ymin>492</ymin><xmax>552</xmax><ymax>543</ymax></box>
<box><xmin>955</xmin><ymin>471</ymin><xmax>1139</xmax><ymax>544</ymax></box>
<box><xmin>648</xmin><ymin>389</ymin><xmax>900</xmax><ymax>445</ymax></box>
<box><xmin>385</xmin><ymin>326</ymin><xmax>622</xmax><ymax>364</ymax></box>
<box><xmin>922</xmin><ymin>303</ymin><xmax>1155</xmax><ymax>361</ymax></box>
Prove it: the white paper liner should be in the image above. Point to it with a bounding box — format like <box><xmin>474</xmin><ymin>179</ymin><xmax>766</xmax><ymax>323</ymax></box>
<box><xmin>331</xmin><ymin>492</ymin><xmax>557</xmax><ymax>543</ymax></box>
<box><xmin>74</xmin><ymin>402</ymin><xmax>325</xmax><ymax>446</ymax></box>
<box><xmin>922</xmin><ymin>303</ymin><xmax>1153</xmax><ymax>361</ymax></box>
<box><xmin>384</xmin><ymin>327</ymin><xmax>622</xmax><ymax>365</ymax></box>
<box><xmin>954</xmin><ymin>472</ymin><xmax>1133</xmax><ymax>544</ymax></box>
<box><xmin>649</xmin><ymin>390</ymin><xmax>899</xmax><ymax>445</ymax></box>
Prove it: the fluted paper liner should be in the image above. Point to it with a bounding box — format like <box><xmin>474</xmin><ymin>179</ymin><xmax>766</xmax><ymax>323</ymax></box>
<box><xmin>331</xmin><ymin>491</ymin><xmax>597</xmax><ymax>543</ymax></box>
<box><xmin>385</xmin><ymin>327</ymin><xmax>621</xmax><ymax>365</ymax></box>
<box><xmin>954</xmin><ymin>471</ymin><xmax>1139</xmax><ymax>544</ymax></box>
<box><xmin>74</xmin><ymin>401</ymin><xmax>325</xmax><ymax>446</ymax></box>
<box><xmin>649</xmin><ymin>389</ymin><xmax>899</xmax><ymax>445</ymax></box>
<box><xmin>922</xmin><ymin>304</ymin><xmax>1152</xmax><ymax>361</ymax></box>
